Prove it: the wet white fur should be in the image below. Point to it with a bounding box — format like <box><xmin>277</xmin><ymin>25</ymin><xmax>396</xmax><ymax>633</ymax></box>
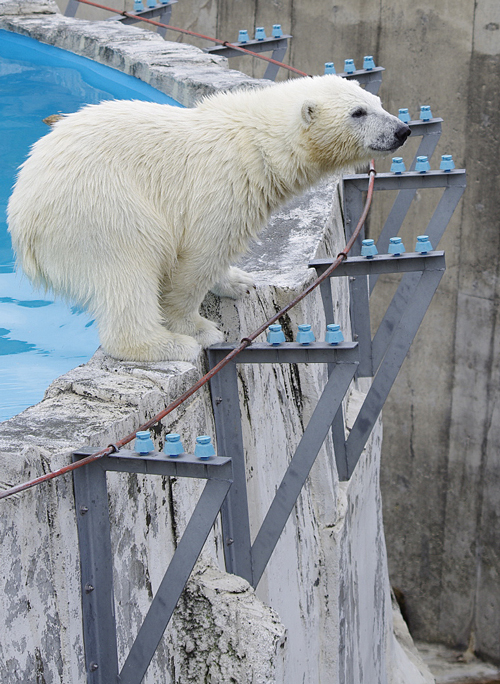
<box><xmin>8</xmin><ymin>75</ymin><xmax>406</xmax><ymax>361</ymax></box>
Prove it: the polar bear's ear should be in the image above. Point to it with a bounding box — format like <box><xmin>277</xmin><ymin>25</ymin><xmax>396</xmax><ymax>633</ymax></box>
<box><xmin>301</xmin><ymin>100</ymin><xmax>317</xmax><ymax>126</ymax></box>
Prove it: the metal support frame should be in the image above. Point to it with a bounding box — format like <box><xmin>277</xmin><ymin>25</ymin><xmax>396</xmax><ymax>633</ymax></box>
<box><xmin>342</xmin><ymin>167</ymin><xmax>465</xmax><ymax>376</ymax></box>
<box><xmin>373</xmin><ymin>118</ymin><xmax>443</xmax><ymax>256</ymax></box>
<box><xmin>204</xmin><ymin>118</ymin><xmax>463</xmax><ymax>579</ymax></box>
<box><xmin>343</xmin><ymin>167</ymin><xmax>465</xmax><ymax>273</ymax></box>
<box><xmin>310</xmin><ymin>252</ymin><xmax>446</xmax><ymax>479</ymax></box>
<box><xmin>64</xmin><ymin>0</ymin><xmax>177</xmax><ymax>37</ymax></box>
<box><xmin>72</xmin><ymin>448</ymin><xmax>232</xmax><ymax>684</ymax></box>
<box><xmin>208</xmin><ymin>344</ymin><xmax>359</xmax><ymax>587</ymax></box>
<box><xmin>106</xmin><ymin>2</ymin><xmax>177</xmax><ymax>37</ymax></box>
<box><xmin>205</xmin><ymin>35</ymin><xmax>291</xmax><ymax>81</ymax></box>
<box><xmin>342</xmin><ymin>66</ymin><xmax>385</xmax><ymax>94</ymax></box>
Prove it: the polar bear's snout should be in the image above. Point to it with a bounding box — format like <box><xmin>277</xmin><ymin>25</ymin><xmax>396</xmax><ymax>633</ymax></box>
<box><xmin>395</xmin><ymin>123</ymin><xmax>411</xmax><ymax>146</ymax></box>
<box><xmin>369</xmin><ymin>119</ymin><xmax>411</xmax><ymax>153</ymax></box>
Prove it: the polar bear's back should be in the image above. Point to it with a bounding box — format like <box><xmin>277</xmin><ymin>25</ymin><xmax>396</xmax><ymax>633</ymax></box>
<box><xmin>7</xmin><ymin>101</ymin><xmax>203</xmax><ymax>289</ymax></box>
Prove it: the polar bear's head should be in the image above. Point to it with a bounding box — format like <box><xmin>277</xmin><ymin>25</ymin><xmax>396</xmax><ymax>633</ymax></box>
<box><xmin>296</xmin><ymin>75</ymin><xmax>411</xmax><ymax>172</ymax></box>
<box><xmin>198</xmin><ymin>74</ymin><xmax>410</xmax><ymax>186</ymax></box>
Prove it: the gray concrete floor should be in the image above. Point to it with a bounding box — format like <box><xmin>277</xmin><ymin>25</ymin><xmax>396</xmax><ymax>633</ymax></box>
<box><xmin>417</xmin><ymin>642</ymin><xmax>500</xmax><ymax>684</ymax></box>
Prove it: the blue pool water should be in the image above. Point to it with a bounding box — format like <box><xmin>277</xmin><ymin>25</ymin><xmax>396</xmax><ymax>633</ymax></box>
<box><xmin>0</xmin><ymin>29</ymin><xmax>182</xmax><ymax>421</ymax></box>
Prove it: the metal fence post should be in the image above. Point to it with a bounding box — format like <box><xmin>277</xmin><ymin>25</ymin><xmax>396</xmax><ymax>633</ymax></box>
<box><xmin>72</xmin><ymin>457</ymin><xmax>119</xmax><ymax>684</ymax></box>
<box><xmin>208</xmin><ymin>351</ymin><xmax>253</xmax><ymax>584</ymax></box>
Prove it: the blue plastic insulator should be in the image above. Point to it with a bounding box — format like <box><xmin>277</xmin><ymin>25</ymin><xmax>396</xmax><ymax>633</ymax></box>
<box><xmin>255</xmin><ymin>27</ymin><xmax>266</xmax><ymax>41</ymax></box>
<box><xmin>420</xmin><ymin>105</ymin><xmax>433</xmax><ymax>121</ymax></box>
<box><xmin>267</xmin><ymin>323</ymin><xmax>285</xmax><ymax>346</ymax></box>
<box><xmin>133</xmin><ymin>0</ymin><xmax>144</xmax><ymax>11</ymax></box>
<box><xmin>195</xmin><ymin>435</ymin><xmax>216</xmax><ymax>460</ymax></box>
<box><xmin>415</xmin><ymin>155</ymin><xmax>431</xmax><ymax>173</ymax></box>
<box><xmin>388</xmin><ymin>236</ymin><xmax>406</xmax><ymax>256</ymax></box>
<box><xmin>272</xmin><ymin>24</ymin><xmax>283</xmax><ymax>38</ymax></box>
<box><xmin>324</xmin><ymin>62</ymin><xmax>336</xmax><ymax>75</ymax></box>
<box><xmin>325</xmin><ymin>323</ymin><xmax>344</xmax><ymax>346</ymax></box>
<box><xmin>415</xmin><ymin>235</ymin><xmax>433</xmax><ymax>254</ymax></box>
<box><xmin>134</xmin><ymin>430</ymin><xmax>155</xmax><ymax>454</ymax></box>
<box><xmin>163</xmin><ymin>433</ymin><xmax>184</xmax><ymax>458</ymax></box>
<box><xmin>361</xmin><ymin>238</ymin><xmax>378</xmax><ymax>258</ymax></box>
<box><xmin>296</xmin><ymin>324</ymin><xmax>316</xmax><ymax>345</ymax></box>
<box><xmin>146</xmin><ymin>0</ymin><xmax>156</xmax><ymax>7</ymax></box>
<box><xmin>363</xmin><ymin>55</ymin><xmax>375</xmax><ymax>70</ymax></box>
<box><xmin>160</xmin><ymin>0</ymin><xmax>169</xmax><ymax>4</ymax></box>
<box><xmin>238</xmin><ymin>29</ymin><xmax>249</xmax><ymax>43</ymax></box>
<box><xmin>398</xmin><ymin>108</ymin><xmax>411</xmax><ymax>123</ymax></box>
<box><xmin>390</xmin><ymin>157</ymin><xmax>406</xmax><ymax>174</ymax></box>
<box><xmin>344</xmin><ymin>59</ymin><xmax>356</xmax><ymax>74</ymax></box>
<box><xmin>440</xmin><ymin>154</ymin><xmax>455</xmax><ymax>172</ymax></box>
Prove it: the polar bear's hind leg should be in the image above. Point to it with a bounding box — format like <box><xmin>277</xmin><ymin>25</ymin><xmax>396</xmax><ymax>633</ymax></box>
<box><xmin>95</xmin><ymin>271</ymin><xmax>201</xmax><ymax>362</ymax></box>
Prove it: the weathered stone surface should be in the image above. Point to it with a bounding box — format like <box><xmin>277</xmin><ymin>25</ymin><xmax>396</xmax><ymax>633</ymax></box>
<box><xmin>0</xmin><ymin>8</ymin><xmax>434</xmax><ymax>683</ymax></box>
<box><xmin>0</xmin><ymin>0</ymin><xmax>57</xmax><ymax>15</ymax></box>
<box><xmin>0</xmin><ymin>0</ymin><xmax>265</xmax><ymax>106</ymax></box>
<box><xmin>168</xmin><ymin>556</ymin><xmax>287</xmax><ymax>683</ymax></box>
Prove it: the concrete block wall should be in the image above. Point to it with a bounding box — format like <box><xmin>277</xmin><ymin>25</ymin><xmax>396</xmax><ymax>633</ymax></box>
<box><xmin>60</xmin><ymin>0</ymin><xmax>500</xmax><ymax>663</ymax></box>
<box><xmin>0</xmin><ymin>3</ymin><xmax>435</xmax><ymax>682</ymax></box>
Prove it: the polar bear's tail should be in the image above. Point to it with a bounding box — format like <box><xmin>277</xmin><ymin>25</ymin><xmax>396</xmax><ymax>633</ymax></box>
<box><xmin>42</xmin><ymin>114</ymin><xmax>64</xmax><ymax>127</ymax></box>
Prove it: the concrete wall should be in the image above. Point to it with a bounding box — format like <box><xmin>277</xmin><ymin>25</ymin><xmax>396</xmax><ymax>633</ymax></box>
<box><xmin>65</xmin><ymin>0</ymin><xmax>500</xmax><ymax>663</ymax></box>
<box><xmin>0</xmin><ymin>4</ymin><xmax>435</xmax><ymax>682</ymax></box>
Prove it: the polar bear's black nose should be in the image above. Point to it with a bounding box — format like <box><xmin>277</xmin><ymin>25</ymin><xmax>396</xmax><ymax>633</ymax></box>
<box><xmin>395</xmin><ymin>124</ymin><xmax>411</xmax><ymax>145</ymax></box>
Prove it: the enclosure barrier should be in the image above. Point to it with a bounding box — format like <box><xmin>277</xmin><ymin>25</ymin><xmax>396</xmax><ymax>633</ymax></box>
<box><xmin>0</xmin><ymin>45</ymin><xmax>465</xmax><ymax>682</ymax></box>
<box><xmin>63</xmin><ymin>0</ymin><xmax>385</xmax><ymax>86</ymax></box>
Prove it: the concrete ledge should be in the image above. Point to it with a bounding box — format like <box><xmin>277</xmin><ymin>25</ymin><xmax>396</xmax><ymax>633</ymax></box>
<box><xmin>0</xmin><ymin>0</ymin><xmax>266</xmax><ymax>106</ymax></box>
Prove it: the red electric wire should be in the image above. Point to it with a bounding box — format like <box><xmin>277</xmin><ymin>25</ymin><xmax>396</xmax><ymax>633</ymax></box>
<box><xmin>0</xmin><ymin>163</ymin><xmax>376</xmax><ymax>502</ymax></box>
<box><xmin>75</xmin><ymin>0</ymin><xmax>310</xmax><ymax>78</ymax></box>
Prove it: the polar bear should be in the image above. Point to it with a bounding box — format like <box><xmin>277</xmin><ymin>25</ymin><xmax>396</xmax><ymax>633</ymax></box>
<box><xmin>8</xmin><ymin>75</ymin><xmax>409</xmax><ymax>362</ymax></box>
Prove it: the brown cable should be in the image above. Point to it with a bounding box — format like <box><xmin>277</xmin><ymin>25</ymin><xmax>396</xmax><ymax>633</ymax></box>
<box><xmin>74</xmin><ymin>0</ymin><xmax>310</xmax><ymax>78</ymax></box>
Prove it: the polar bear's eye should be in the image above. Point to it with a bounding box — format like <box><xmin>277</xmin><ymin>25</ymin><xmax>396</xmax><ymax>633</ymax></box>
<box><xmin>351</xmin><ymin>107</ymin><xmax>368</xmax><ymax>118</ymax></box>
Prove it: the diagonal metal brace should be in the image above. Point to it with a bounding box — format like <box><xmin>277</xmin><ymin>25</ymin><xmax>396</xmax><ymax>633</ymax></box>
<box><xmin>119</xmin><ymin>476</ymin><xmax>232</xmax><ymax>684</ymax></box>
<box><xmin>249</xmin><ymin>360</ymin><xmax>358</xmax><ymax>587</ymax></box>
<box><xmin>309</xmin><ymin>252</ymin><xmax>446</xmax><ymax>478</ymax></box>
<box><xmin>343</xmin><ymin>262</ymin><xmax>445</xmax><ymax>479</ymax></box>
<box><xmin>208</xmin><ymin>343</ymin><xmax>359</xmax><ymax>589</ymax></box>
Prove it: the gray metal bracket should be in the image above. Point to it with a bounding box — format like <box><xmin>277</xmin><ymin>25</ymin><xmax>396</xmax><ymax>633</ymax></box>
<box><xmin>205</xmin><ymin>35</ymin><xmax>291</xmax><ymax>81</ymax></box>
<box><xmin>64</xmin><ymin>0</ymin><xmax>80</xmax><ymax>16</ymax></box>
<box><xmin>310</xmin><ymin>252</ymin><xmax>446</xmax><ymax>478</ymax></box>
<box><xmin>106</xmin><ymin>2</ymin><xmax>177</xmax><ymax>37</ymax></box>
<box><xmin>208</xmin><ymin>342</ymin><xmax>359</xmax><ymax>588</ymax></box>
<box><xmin>64</xmin><ymin>0</ymin><xmax>178</xmax><ymax>37</ymax></box>
<box><xmin>374</xmin><ymin>118</ymin><xmax>443</xmax><ymax>254</ymax></box>
<box><xmin>342</xmin><ymin>168</ymin><xmax>465</xmax><ymax>291</ymax></box>
<box><xmin>342</xmin><ymin>66</ymin><xmax>385</xmax><ymax>94</ymax></box>
<box><xmin>72</xmin><ymin>448</ymin><xmax>232</xmax><ymax>684</ymax></box>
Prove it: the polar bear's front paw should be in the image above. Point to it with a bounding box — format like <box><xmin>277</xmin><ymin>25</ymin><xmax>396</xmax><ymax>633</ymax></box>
<box><xmin>104</xmin><ymin>330</ymin><xmax>201</xmax><ymax>362</ymax></box>
<box><xmin>162</xmin><ymin>333</ymin><xmax>202</xmax><ymax>361</ymax></box>
<box><xmin>210</xmin><ymin>267</ymin><xmax>255</xmax><ymax>300</ymax></box>
<box><xmin>193</xmin><ymin>318</ymin><xmax>225</xmax><ymax>348</ymax></box>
